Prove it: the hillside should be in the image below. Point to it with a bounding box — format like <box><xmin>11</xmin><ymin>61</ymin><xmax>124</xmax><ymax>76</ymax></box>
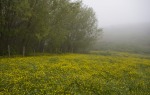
<box><xmin>0</xmin><ymin>51</ymin><xmax>150</xmax><ymax>94</ymax></box>
<box><xmin>95</xmin><ymin>23</ymin><xmax>150</xmax><ymax>54</ymax></box>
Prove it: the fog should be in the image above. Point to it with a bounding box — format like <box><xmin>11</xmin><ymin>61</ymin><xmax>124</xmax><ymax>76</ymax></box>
<box><xmin>82</xmin><ymin>0</ymin><xmax>150</xmax><ymax>53</ymax></box>
<box><xmin>83</xmin><ymin>0</ymin><xmax>150</xmax><ymax>27</ymax></box>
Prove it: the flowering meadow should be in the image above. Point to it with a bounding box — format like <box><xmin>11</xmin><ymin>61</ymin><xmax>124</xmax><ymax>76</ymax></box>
<box><xmin>0</xmin><ymin>51</ymin><xmax>150</xmax><ymax>95</ymax></box>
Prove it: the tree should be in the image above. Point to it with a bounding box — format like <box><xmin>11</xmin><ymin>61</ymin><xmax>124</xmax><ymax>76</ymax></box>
<box><xmin>0</xmin><ymin>0</ymin><xmax>101</xmax><ymax>56</ymax></box>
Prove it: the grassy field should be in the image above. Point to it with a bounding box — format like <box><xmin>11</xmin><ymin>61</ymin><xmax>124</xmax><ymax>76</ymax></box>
<box><xmin>0</xmin><ymin>51</ymin><xmax>150</xmax><ymax>95</ymax></box>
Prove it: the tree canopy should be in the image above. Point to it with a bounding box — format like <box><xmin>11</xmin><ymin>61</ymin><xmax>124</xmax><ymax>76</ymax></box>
<box><xmin>0</xmin><ymin>0</ymin><xmax>101</xmax><ymax>56</ymax></box>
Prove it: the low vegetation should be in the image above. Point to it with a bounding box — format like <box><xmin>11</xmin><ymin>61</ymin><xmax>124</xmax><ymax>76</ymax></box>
<box><xmin>0</xmin><ymin>51</ymin><xmax>150</xmax><ymax>95</ymax></box>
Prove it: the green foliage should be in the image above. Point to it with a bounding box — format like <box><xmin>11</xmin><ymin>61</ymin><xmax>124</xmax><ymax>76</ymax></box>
<box><xmin>0</xmin><ymin>0</ymin><xmax>101</xmax><ymax>55</ymax></box>
<box><xmin>0</xmin><ymin>51</ymin><xmax>150</xmax><ymax>94</ymax></box>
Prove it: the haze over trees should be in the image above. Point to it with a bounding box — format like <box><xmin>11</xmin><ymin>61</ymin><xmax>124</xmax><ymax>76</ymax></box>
<box><xmin>0</xmin><ymin>0</ymin><xmax>101</xmax><ymax>56</ymax></box>
<box><xmin>83</xmin><ymin>0</ymin><xmax>150</xmax><ymax>54</ymax></box>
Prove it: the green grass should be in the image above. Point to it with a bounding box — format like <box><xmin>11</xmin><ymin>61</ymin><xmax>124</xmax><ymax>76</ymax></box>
<box><xmin>0</xmin><ymin>51</ymin><xmax>150</xmax><ymax>95</ymax></box>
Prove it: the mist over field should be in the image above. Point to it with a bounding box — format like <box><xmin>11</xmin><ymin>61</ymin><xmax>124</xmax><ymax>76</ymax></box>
<box><xmin>102</xmin><ymin>23</ymin><xmax>150</xmax><ymax>42</ymax></box>
<box><xmin>82</xmin><ymin>0</ymin><xmax>150</xmax><ymax>54</ymax></box>
<box><xmin>94</xmin><ymin>23</ymin><xmax>150</xmax><ymax>53</ymax></box>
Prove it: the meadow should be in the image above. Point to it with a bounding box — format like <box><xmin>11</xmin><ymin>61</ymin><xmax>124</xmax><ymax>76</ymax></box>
<box><xmin>0</xmin><ymin>51</ymin><xmax>150</xmax><ymax>95</ymax></box>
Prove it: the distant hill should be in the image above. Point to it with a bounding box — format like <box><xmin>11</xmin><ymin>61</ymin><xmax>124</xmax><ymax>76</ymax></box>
<box><xmin>95</xmin><ymin>23</ymin><xmax>150</xmax><ymax>54</ymax></box>
<box><xmin>102</xmin><ymin>23</ymin><xmax>150</xmax><ymax>44</ymax></box>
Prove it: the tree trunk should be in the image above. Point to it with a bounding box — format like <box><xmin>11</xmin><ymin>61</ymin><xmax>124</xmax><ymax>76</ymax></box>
<box><xmin>34</xmin><ymin>49</ymin><xmax>35</xmax><ymax>56</ymax></box>
<box><xmin>60</xmin><ymin>48</ymin><xmax>62</xmax><ymax>53</ymax></box>
<box><xmin>42</xmin><ymin>45</ymin><xmax>45</xmax><ymax>53</ymax></box>
<box><xmin>72</xmin><ymin>47</ymin><xmax>74</xmax><ymax>53</ymax></box>
<box><xmin>8</xmin><ymin>45</ymin><xmax>10</xmax><ymax>57</ymax></box>
<box><xmin>23</xmin><ymin>46</ymin><xmax>25</xmax><ymax>56</ymax></box>
<box><xmin>56</xmin><ymin>48</ymin><xmax>58</xmax><ymax>53</ymax></box>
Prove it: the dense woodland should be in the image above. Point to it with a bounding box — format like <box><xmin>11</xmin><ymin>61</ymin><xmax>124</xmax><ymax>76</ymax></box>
<box><xmin>0</xmin><ymin>0</ymin><xmax>101</xmax><ymax>56</ymax></box>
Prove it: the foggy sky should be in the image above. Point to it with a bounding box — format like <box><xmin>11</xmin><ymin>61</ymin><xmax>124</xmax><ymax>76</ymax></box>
<box><xmin>82</xmin><ymin>0</ymin><xmax>150</xmax><ymax>27</ymax></box>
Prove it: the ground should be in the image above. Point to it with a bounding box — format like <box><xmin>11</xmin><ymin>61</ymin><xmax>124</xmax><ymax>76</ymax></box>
<box><xmin>0</xmin><ymin>51</ymin><xmax>150</xmax><ymax>95</ymax></box>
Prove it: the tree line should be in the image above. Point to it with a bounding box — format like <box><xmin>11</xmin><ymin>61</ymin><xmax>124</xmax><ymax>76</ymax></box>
<box><xmin>0</xmin><ymin>0</ymin><xmax>101</xmax><ymax>56</ymax></box>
